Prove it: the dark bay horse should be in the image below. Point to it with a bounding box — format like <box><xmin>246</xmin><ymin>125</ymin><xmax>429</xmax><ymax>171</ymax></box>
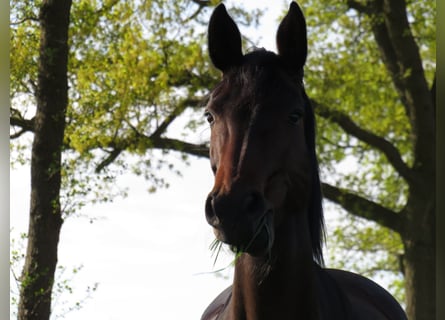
<box><xmin>201</xmin><ymin>2</ymin><xmax>407</xmax><ymax>320</ymax></box>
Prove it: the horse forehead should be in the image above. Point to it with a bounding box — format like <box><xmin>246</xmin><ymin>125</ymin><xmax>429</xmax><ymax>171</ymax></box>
<box><xmin>209</xmin><ymin>72</ymin><xmax>302</xmax><ymax>116</ymax></box>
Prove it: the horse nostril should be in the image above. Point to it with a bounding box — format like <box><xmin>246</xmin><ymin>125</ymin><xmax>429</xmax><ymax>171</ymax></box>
<box><xmin>205</xmin><ymin>194</ymin><xmax>221</xmax><ymax>227</ymax></box>
<box><xmin>205</xmin><ymin>195</ymin><xmax>213</xmax><ymax>216</ymax></box>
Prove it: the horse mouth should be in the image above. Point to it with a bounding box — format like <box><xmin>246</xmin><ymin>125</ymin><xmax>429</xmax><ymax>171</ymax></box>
<box><xmin>213</xmin><ymin>210</ymin><xmax>274</xmax><ymax>257</ymax></box>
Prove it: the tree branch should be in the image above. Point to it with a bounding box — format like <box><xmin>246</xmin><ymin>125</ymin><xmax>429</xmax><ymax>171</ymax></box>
<box><xmin>321</xmin><ymin>182</ymin><xmax>404</xmax><ymax>235</ymax></box>
<box><xmin>368</xmin><ymin>0</ymin><xmax>434</xmax><ymax>172</ymax></box>
<box><xmin>366</xmin><ymin>3</ymin><xmax>411</xmax><ymax>121</ymax></box>
<box><xmin>94</xmin><ymin>121</ymin><xmax>209</xmax><ymax>173</ymax></box>
<box><xmin>191</xmin><ymin>0</ymin><xmax>211</xmax><ymax>6</ymax></box>
<box><xmin>381</xmin><ymin>0</ymin><xmax>428</xmax><ymax>90</ymax></box>
<box><xmin>10</xmin><ymin>16</ymin><xmax>39</xmax><ymax>26</ymax></box>
<box><xmin>151</xmin><ymin>97</ymin><xmax>203</xmax><ymax>139</ymax></box>
<box><xmin>183</xmin><ymin>0</ymin><xmax>212</xmax><ymax>23</ymax></box>
<box><xmin>151</xmin><ymin>137</ymin><xmax>209</xmax><ymax>158</ymax></box>
<box><xmin>95</xmin><ymin>148</ymin><xmax>123</xmax><ymax>173</ymax></box>
<box><xmin>94</xmin><ymin>138</ymin><xmax>208</xmax><ymax>172</ymax></box>
<box><xmin>10</xmin><ymin>108</ymin><xmax>35</xmax><ymax>139</ymax></box>
<box><xmin>95</xmin><ymin>0</ymin><xmax>119</xmax><ymax>15</ymax></box>
<box><xmin>312</xmin><ymin>99</ymin><xmax>415</xmax><ymax>184</ymax></box>
<box><xmin>346</xmin><ymin>0</ymin><xmax>372</xmax><ymax>14</ymax></box>
<box><xmin>10</xmin><ymin>116</ymin><xmax>35</xmax><ymax>131</ymax></box>
<box><xmin>10</xmin><ymin>128</ymin><xmax>30</xmax><ymax>139</ymax></box>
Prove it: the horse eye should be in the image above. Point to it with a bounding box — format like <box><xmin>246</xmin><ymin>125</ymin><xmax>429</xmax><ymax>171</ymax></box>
<box><xmin>289</xmin><ymin>111</ymin><xmax>303</xmax><ymax>124</ymax></box>
<box><xmin>204</xmin><ymin>111</ymin><xmax>215</xmax><ymax>124</ymax></box>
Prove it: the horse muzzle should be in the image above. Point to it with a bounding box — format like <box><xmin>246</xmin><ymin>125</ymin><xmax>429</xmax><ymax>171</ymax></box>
<box><xmin>205</xmin><ymin>190</ymin><xmax>274</xmax><ymax>256</ymax></box>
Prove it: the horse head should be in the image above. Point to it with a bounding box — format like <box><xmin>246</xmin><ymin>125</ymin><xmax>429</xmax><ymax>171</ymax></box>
<box><xmin>204</xmin><ymin>3</ymin><xmax>324</xmax><ymax>261</ymax></box>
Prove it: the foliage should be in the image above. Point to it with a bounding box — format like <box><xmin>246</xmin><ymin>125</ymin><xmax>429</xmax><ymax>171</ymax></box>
<box><xmin>10</xmin><ymin>0</ymin><xmax>261</xmax><ymax>316</ymax></box>
<box><xmin>10</xmin><ymin>232</ymin><xmax>98</xmax><ymax>319</ymax></box>
<box><xmin>10</xmin><ymin>0</ymin><xmax>261</xmax><ymax>206</ymax></box>
<box><xmin>325</xmin><ymin>206</ymin><xmax>405</xmax><ymax>303</ymax></box>
<box><xmin>10</xmin><ymin>0</ymin><xmax>435</xmax><ymax>317</ymax></box>
<box><xmin>296</xmin><ymin>0</ymin><xmax>435</xmax><ymax>306</ymax></box>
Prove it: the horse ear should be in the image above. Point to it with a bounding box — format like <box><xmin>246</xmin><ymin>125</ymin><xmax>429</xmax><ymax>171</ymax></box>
<box><xmin>208</xmin><ymin>4</ymin><xmax>243</xmax><ymax>72</ymax></box>
<box><xmin>276</xmin><ymin>2</ymin><xmax>307</xmax><ymax>72</ymax></box>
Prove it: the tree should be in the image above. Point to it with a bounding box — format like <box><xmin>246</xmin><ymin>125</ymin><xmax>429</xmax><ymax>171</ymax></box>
<box><xmin>15</xmin><ymin>1</ymin><xmax>72</xmax><ymax>318</ymax></box>
<box><xmin>299</xmin><ymin>1</ymin><xmax>435</xmax><ymax>319</ymax></box>
<box><xmin>10</xmin><ymin>232</ymin><xmax>98</xmax><ymax>319</ymax></box>
<box><xmin>10</xmin><ymin>0</ymin><xmax>258</xmax><ymax>318</ymax></box>
<box><xmin>10</xmin><ymin>0</ymin><xmax>435</xmax><ymax>319</ymax></box>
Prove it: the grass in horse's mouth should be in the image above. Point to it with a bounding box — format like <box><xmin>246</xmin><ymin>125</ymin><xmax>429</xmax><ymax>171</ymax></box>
<box><xmin>209</xmin><ymin>213</ymin><xmax>272</xmax><ymax>266</ymax></box>
<box><xmin>210</xmin><ymin>238</ymin><xmax>224</xmax><ymax>267</ymax></box>
<box><xmin>209</xmin><ymin>238</ymin><xmax>242</xmax><ymax>274</ymax></box>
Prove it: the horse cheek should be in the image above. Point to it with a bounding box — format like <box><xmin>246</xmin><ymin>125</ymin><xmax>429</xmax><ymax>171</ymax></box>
<box><xmin>264</xmin><ymin>173</ymin><xmax>288</xmax><ymax>224</ymax></box>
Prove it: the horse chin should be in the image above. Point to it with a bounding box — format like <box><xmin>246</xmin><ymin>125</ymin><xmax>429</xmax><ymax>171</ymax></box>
<box><xmin>237</xmin><ymin>225</ymin><xmax>274</xmax><ymax>257</ymax></box>
<box><xmin>216</xmin><ymin>213</ymin><xmax>275</xmax><ymax>258</ymax></box>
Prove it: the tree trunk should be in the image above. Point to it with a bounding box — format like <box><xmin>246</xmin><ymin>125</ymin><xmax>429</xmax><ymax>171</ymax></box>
<box><xmin>335</xmin><ymin>1</ymin><xmax>437</xmax><ymax>318</ymax></box>
<box><xmin>403</xmin><ymin>240</ymin><xmax>436</xmax><ymax>320</ymax></box>
<box><xmin>402</xmin><ymin>181</ymin><xmax>436</xmax><ymax>320</ymax></box>
<box><xmin>18</xmin><ymin>1</ymin><xmax>72</xmax><ymax>319</ymax></box>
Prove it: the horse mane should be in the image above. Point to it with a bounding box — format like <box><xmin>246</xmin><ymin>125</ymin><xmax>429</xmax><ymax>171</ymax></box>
<box><xmin>211</xmin><ymin>49</ymin><xmax>326</xmax><ymax>265</ymax></box>
<box><xmin>302</xmin><ymin>89</ymin><xmax>325</xmax><ymax>266</ymax></box>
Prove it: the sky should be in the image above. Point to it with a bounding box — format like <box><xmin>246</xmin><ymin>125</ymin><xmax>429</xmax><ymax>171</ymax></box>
<box><xmin>11</xmin><ymin>156</ymin><xmax>235</xmax><ymax>319</ymax></box>
<box><xmin>9</xmin><ymin>1</ymin><xmax>286</xmax><ymax>319</ymax></box>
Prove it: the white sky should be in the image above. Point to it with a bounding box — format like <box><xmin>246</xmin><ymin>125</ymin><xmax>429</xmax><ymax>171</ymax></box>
<box><xmin>10</xmin><ymin>1</ymin><xmax>287</xmax><ymax>319</ymax></box>
<box><xmin>12</xmin><ymin>154</ymin><xmax>244</xmax><ymax>319</ymax></box>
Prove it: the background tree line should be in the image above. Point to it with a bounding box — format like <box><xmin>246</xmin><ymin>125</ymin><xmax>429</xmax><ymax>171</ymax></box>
<box><xmin>10</xmin><ymin>0</ymin><xmax>435</xmax><ymax>319</ymax></box>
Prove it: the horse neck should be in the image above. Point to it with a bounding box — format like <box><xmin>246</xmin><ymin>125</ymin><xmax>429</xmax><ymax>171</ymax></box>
<box><xmin>228</xmin><ymin>212</ymin><xmax>320</xmax><ymax>320</ymax></box>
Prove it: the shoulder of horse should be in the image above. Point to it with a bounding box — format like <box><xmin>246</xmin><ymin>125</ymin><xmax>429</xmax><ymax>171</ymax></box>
<box><xmin>200</xmin><ymin>285</ymin><xmax>233</xmax><ymax>320</ymax></box>
<box><xmin>324</xmin><ymin>268</ymin><xmax>407</xmax><ymax>320</ymax></box>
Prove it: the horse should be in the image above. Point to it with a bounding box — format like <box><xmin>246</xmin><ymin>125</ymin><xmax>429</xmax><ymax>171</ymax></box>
<box><xmin>200</xmin><ymin>2</ymin><xmax>407</xmax><ymax>320</ymax></box>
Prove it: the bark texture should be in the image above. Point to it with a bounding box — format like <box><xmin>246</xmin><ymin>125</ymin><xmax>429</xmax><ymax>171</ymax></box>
<box><xmin>18</xmin><ymin>1</ymin><xmax>72</xmax><ymax>319</ymax></box>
